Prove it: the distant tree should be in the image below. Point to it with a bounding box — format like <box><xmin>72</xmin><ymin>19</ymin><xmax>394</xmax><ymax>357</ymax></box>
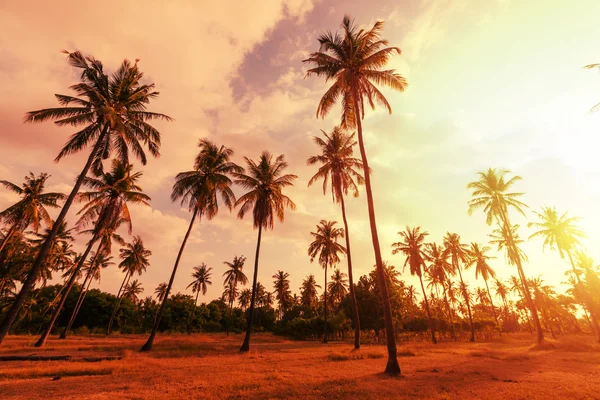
<box><xmin>466</xmin><ymin>243</ymin><xmax>500</xmax><ymax>331</ymax></box>
<box><xmin>223</xmin><ymin>256</ymin><xmax>247</xmax><ymax>335</ymax></box>
<box><xmin>272</xmin><ymin>270</ymin><xmax>292</xmax><ymax>318</ymax></box>
<box><xmin>327</xmin><ymin>269</ymin><xmax>348</xmax><ymax>309</ymax></box>
<box><xmin>300</xmin><ymin>274</ymin><xmax>321</xmax><ymax>309</ymax></box>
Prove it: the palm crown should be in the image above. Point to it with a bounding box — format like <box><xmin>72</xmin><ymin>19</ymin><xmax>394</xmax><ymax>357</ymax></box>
<box><xmin>528</xmin><ymin>206</ymin><xmax>585</xmax><ymax>257</ymax></box>
<box><xmin>223</xmin><ymin>256</ymin><xmax>248</xmax><ymax>288</ymax></box>
<box><xmin>118</xmin><ymin>236</ymin><xmax>151</xmax><ymax>277</ymax></box>
<box><xmin>465</xmin><ymin>242</ymin><xmax>496</xmax><ymax>281</ymax></box>
<box><xmin>392</xmin><ymin>226</ymin><xmax>429</xmax><ymax>277</ymax></box>
<box><xmin>308</xmin><ymin>220</ymin><xmax>346</xmax><ymax>267</ymax></box>
<box><xmin>188</xmin><ymin>264</ymin><xmax>213</xmax><ymax>296</ymax></box>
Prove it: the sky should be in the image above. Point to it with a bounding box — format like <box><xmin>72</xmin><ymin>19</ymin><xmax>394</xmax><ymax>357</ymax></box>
<box><xmin>1</xmin><ymin>0</ymin><xmax>599</xmax><ymax>305</ymax></box>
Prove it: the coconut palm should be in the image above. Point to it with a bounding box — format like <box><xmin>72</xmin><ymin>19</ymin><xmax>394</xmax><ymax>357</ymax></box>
<box><xmin>123</xmin><ymin>280</ymin><xmax>144</xmax><ymax>303</ymax></box>
<box><xmin>0</xmin><ymin>173</ymin><xmax>65</xmax><ymax>253</ymax></box>
<box><xmin>238</xmin><ymin>289</ymin><xmax>252</xmax><ymax>310</ymax></box>
<box><xmin>424</xmin><ymin>242</ymin><xmax>456</xmax><ymax>338</ymax></box>
<box><xmin>327</xmin><ymin>269</ymin><xmax>348</xmax><ymax>309</ymax></box>
<box><xmin>392</xmin><ymin>226</ymin><xmax>437</xmax><ymax>344</ymax></box>
<box><xmin>0</xmin><ymin>51</ymin><xmax>171</xmax><ymax>343</ymax></box>
<box><xmin>272</xmin><ymin>270</ymin><xmax>292</xmax><ymax>318</ymax></box>
<box><xmin>223</xmin><ymin>256</ymin><xmax>248</xmax><ymax>334</ymax></box>
<box><xmin>28</xmin><ymin>221</ymin><xmax>75</xmax><ymax>287</ymax></box>
<box><xmin>307</xmin><ymin>126</ymin><xmax>365</xmax><ymax>348</ymax></box>
<box><xmin>300</xmin><ymin>274</ymin><xmax>321</xmax><ymax>308</ymax></box>
<box><xmin>467</xmin><ymin>168</ymin><xmax>544</xmax><ymax>343</ymax></box>
<box><xmin>466</xmin><ymin>243</ymin><xmax>500</xmax><ymax>331</ymax></box>
<box><xmin>234</xmin><ymin>152</ymin><xmax>296</xmax><ymax>351</ymax></box>
<box><xmin>107</xmin><ymin>236</ymin><xmax>151</xmax><ymax>335</ymax></box>
<box><xmin>494</xmin><ymin>279</ymin><xmax>510</xmax><ymax>316</ymax></box>
<box><xmin>308</xmin><ymin>220</ymin><xmax>345</xmax><ymax>343</ymax></box>
<box><xmin>304</xmin><ymin>15</ymin><xmax>407</xmax><ymax>375</ymax></box>
<box><xmin>187</xmin><ymin>264</ymin><xmax>212</xmax><ymax>332</ymax></box>
<box><xmin>528</xmin><ymin>206</ymin><xmax>599</xmax><ymax>341</ymax></box>
<box><xmin>443</xmin><ymin>232</ymin><xmax>475</xmax><ymax>342</ymax></box>
<box><xmin>142</xmin><ymin>140</ymin><xmax>241</xmax><ymax>351</ymax></box>
<box><xmin>155</xmin><ymin>282</ymin><xmax>169</xmax><ymax>303</ymax></box>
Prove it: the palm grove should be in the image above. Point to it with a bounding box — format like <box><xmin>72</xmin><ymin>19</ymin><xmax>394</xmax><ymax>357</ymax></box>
<box><xmin>1</xmin><ymin>17</ymin><xmax>600</xmax><ymax>376</ymax></box>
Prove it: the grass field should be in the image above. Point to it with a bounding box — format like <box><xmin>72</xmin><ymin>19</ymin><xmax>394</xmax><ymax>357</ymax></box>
<box><xmin>1</xmin><ymin>333</ymin><xmax>599</xmax><ymax>399</ymax></box>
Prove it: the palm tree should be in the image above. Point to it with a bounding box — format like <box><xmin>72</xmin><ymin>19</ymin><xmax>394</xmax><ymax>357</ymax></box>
<box><xmin>152</xmin><ymin>282</ymin><xmax>168</xmax><ymax>326</ymax></box>
<box><xmin>424</xmin><ymin>242</ymin><xmax>456</xmax><ymax>339</ymax></box>
<box><xmin>0</xmin><ymin>172</ymin><xmax>65</xmax><ymax>253</ymax></box>
<box><xmin>223</xmin><ymin>256</ymin><xmax>248</xmax><ymax>335</ymax></box>
<box><xmin>0</xmin><ymin>51</ymin><xmax>171</xmax><ymax>344</ymax></box>
<box><xmin>234</xmin><ymin>152</ymin><xmax>297</xmax><ymax>352</ymax></box>
<box><xmin>392</xmin><ymin>227</ymin><xmax>437</xmax><ymax>344</ymax></box>
<box><xmin>467</xmin><ymin>168</ymin><xmax>544</xmax><ymax>343</ymax></box>
<box><xmin>327</xmin><ymin>269</ymin><xmax>348</xmax><ymax>309</ymax></box>
<box><xmin>28</xmin><ymin>221</ymin><xmax>75</xmax><ymax>288</ymax></box>
<box><xmin>443</xmin><ymin>232</ymin><xmax>475</xmax><ymax>342</ymax></box>
<box><xmin>272</xmin><ymin>270</ymin><xmax>292</xmax><ymax>318</ymax></box>
<box><xmin>308</xmin><ymin>220</ymin><xmax>345</xmax><ymax>343</ymax></box>
<box><xmin>142</xmin><ymin>139</ymin><xmax>241</xmax><ymax>351</ymax></box>
<box><xmin>187</xmin><ymin>263</ymin><xmax>212</xmax><ymax>333</ymax></box>
<box><xmin>300</xmin><ymin>274</ymin><xmax>321</xmax><ymax>308</ymax></box>
<box><xmin>107</xmin><ymin>236</ymin><xmax>151</xmax><ymax>335</ymax></box>
<box><xmin>466</xmin><ymin>243</ymin><xmax>500</xmax><ymax>331</ymax></box>
<box><xmin>238</xmin><ymin>289</ymin><xmax>252</xmax><ymax>310</ymax></box>
<box><xmin>307</xmin><ymin>127</ymin><xmax>364</xmax><ymax>349</ymax></box>
<box><xmin>123</xmin><ymin>279</ymin><xmax>144</xmax><ymax>303</ymax></box>
<box><xmin>304</xmin><ymin>15</ymin><xmax>407</xmax><ymax>375</ymax></box>
<box><xmin>528</xmin><ymin>206</ymin><xmax>599</xmax><ymax>341</ymax></box>
<box><xmin>494</xmin><ymin>279</ymin><xmax>510</xmax><ymax>318</ymax></box>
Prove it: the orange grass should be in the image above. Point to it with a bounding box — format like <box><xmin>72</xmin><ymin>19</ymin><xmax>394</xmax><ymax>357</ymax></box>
<box><xmin>0</xmin><ymin>333</ymin><xmax>599</xmax><ymax>399</ymax></box>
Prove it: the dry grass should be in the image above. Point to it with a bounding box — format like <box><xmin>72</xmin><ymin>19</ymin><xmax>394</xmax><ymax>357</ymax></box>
<box><xmin>0</xmin><ymin>333</ymin><xmax>599</xmax><ymax>399</ymax></box>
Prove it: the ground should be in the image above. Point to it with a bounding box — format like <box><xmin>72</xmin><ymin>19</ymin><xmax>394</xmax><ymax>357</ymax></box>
<box><xmin>0</xmin><ymin>333</ymin><xmax>599</xmax><ymax>399</ymax></box>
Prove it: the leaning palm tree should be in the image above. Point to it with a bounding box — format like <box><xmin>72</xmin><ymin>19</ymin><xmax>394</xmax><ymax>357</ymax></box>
<box><xmin>444</xmin><ymin>232</ymin><xmax>475</xmax><ymax>342</ymax></box>
<box><xmin>141</xmin><ymin>139</ymin><xmax>241</xmax><ymax>351</ymax></box>
<box><xmin>392</xmin><ymin>227</ymin><xmax>437</xmax><ymax>344</ymax></box>
<box><xmin>307</xmin><ymin>127</ymin><xmax>364</xmax><ymax>348</ymax></box>
<box><xmin>300</xmin><ymin>274</ymin><xmax>321</xmax><ymax>308</ymax></box>
<box><xmin>466</xmin><ymin>243</ymin><xmax>500</xmax><ymax>331</ymax></box>
<box><xmin>528</xmin><ymin>206</ymin><xmax>599</xmax><ymax>341</ymax></box>
<box><xmin>468</xmin><ymin>168</ymin><xmax>544</xmax><ymax>344</ymax></box>
<box><xmin>308</xmin><ymin>220</ymin><xmax>346</xmax><ymax>343</ymax></box>
<box><xmin>424</xmin><ymin>242</ymin><xmax>456</xmax><ymax>339</ymax></box>
<box><xmin>223</xmin><ymin>256</ymin><xmax>248</xmax><ymax>334</ymax></box>
<box><xmin>187</xmin><ymin>263</ymin><xmax>212</xmax><ymax>332</ymax></box>
<box><xmin>0</xmin><ymin>51</ymin><xmax>171</xmax><ymax>343</ymax></box>
<box><xmin>107</xmin><ymin>236</ymin><xmax>151</xmax><ymax>335</ymax></box>
<box><xmin>234</xmin><ymin>152</ymin><xmax>297</xmax><ymax>352</ymax></box>
<box><xmin>0</xmin><ymin>172</ymin><xmax>65</xmax><ymax>253</ymax></box>
<box><xmin>304</xmin><ymin>15</ymin><xmax>407</xmax><ymax>375</ymax></box>
<box><xmin>272</xmin><ymin>270</ymin><xmax>292</xmax><ymax>318</ymax></box>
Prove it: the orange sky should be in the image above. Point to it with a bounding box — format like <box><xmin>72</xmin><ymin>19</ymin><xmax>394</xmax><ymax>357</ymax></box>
<box><xmin>1</xmin><ymin>0</ymin><xmax>599</xmax><ymax>303</ymax></box>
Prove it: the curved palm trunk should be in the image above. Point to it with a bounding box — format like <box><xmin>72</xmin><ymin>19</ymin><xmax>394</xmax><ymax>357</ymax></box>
<box><xmin>455</xmin><ymin>263</ymin><xmax>475</xmax><ymax>342</ymax></box>
<box><xmin>441</xmin><ymin>280</ymin><xmax>456</xmax><ymax>340</ymax></box>
<box><xmin>340</xmin><ymin>194</ymin><xmax>360</xmax><ymax>349</ymax></box>
<box><xmin>418</xmin><ymin>273</ymin><xmax>437</xmax><ymax>344</ymax></box>
<box><xmin>142</xmin><ymin>209</ymin><xmax>199</xmax><ymax>351</ymax></box>
<box><xmin>107</xmin><ymin>272</ymin><xmax>131</xmax><ymax>335</ymax></box>
<box><xmin>566</xmin><ymin>252</ymin><xmax>600</xmax><ymax>342</ymax></box>
<box><xmin>240</xmin><ymin>224</ymin><xmax>263</xmax><ymax>352</ymax></box>
<box><xmin>323</xmin><ymin>254</ymin><xmax>329</xmax><ymax>344</ymax></box>
<box><xmin>0</xmin><ymin>128</ymin><xmax>107</xmax><ymax>345</ymax></box>
<box><xmin>34</xmin><ymin>237</ymin><xmax>99</xmax><ymax>347</ymax></box>
<box><xmin>188</xmin><ymin>289</ymin><xmax>200</xmax><ymax>334</ymax></box>
<box><xmin>484</xmin><ymin>278</ymin><xmax>500</xmax><ymax>334</ymax></box>
<box><xmin>60</xmin><ymin>268</ymin><xmax>94</xmax><ymax>339</ymax></box>
<box><xmin>0</xmin><ymin>221</ymin><xmax>19</xmax><ymax>254</ymax></box>
<box><xmin>352</xmin><ymin>90</ymin><xmax>400</xmax><ymax>375</ymax></box>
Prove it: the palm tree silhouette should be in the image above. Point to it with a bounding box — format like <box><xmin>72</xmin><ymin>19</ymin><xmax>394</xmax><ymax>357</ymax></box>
<box><xmin>424</xmin><ymin>242</ymin><xmax>456</xmax><ymax>339</ymax></box>
<box><xmin>466</xmin><ymin>243</ymin><xmax>501</xmax><ymax>332</ymax></box>
<box><xmin>327</xmin><ymin>269</ymin><xmax>348</xmax><ymax>310</ymax></box>
<box><xmin>223</xmin><ymin>256</ymin><xmax>248</xmax><ymax>335</ymax></box>
<box><xmin>272</xmin><ymin>270</ymin><xmax>292</xmax><ymax>318</ymax></box>
<box><xmin>304</xmin><ymin>15</ymin><xmax>407</xmax><ymax>375</ymax></box>
<box><xmin>300</xmin><ymin>274</ymin><xmax>321</xmax><ymax>308</ymax></box>
<box><xmin>187</xmin><ymin>264</ymin><xmax>212</xmax><ymax>333</ymax></box>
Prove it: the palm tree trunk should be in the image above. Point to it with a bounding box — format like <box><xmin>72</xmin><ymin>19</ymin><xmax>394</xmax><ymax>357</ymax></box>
<box><xmin>323</xmin><ymin>254</ymin><xmax>329</xmax><ymax>344</ymax></box>
<box><xmin>188</xmin><ymin>290</ymin><xmax>200</xmax><ymax>334</ymax></box>
<box><xmin>0</xmin><ymin>127</ymin><xmax>108</xmax><ymax>345</ymax></box>
<box><xmin>484</xmin><ymin>278</ymin><xmax>500</xmax><ymax>334</ymax></box>
<box><xmin>142</xmin><ymin>209</ymin><xmax>199</xmax><ymax>351</ymax></box>
<box><xmin>107</xmin><ymin>272</ymin><xmax>131</xmax><ymax>335</ymax></box>
<box><xmin>339</xmin><ymin>194</ymin><xmax>360</xmax><ymax>349</ymax></box>
<box><xmin>0</xmin><ymin>221</ymin><xmax>19</xmax><ymax>254</ymax></box>
<box><xmin>456</xmin><ymin>264</ymin><xmax>475</xmax><ymax>342</ymax></box>
<box><xmin>352</xmin><ymin>89</ymin><xmax>400</xmax><ymax>375</ymax></box>
<box><xmin>240</xmin><ymin>224</ymin><xmax>262</xmax><ymax>352</ymax></box>
<box><xmin>34</xmin><ymin>236</ymin><xmax>98</xmax><ymax>347</ymax></box>
<box><xmin>567</xmin><ymin>251</ymin><xmax>600</xmax><ymax>342</ymax></box>
<box><xmin>60</xmin><ymin>269</ymin><xmax>94</xmax><ymax>339</ymax></box>
<box><xmin>441</xmin><ymin>280</ymin><xmax>456</xmax><ymax>340</ymax></box>
<box><xmin>419</xmin><ymin>274</ymin><xmax>437</xmax><ymax>344</ymax></box>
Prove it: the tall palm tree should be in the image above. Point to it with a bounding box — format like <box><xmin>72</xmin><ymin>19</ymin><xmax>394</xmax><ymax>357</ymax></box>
<box><xmin>142</xmin><ymin>139</ymin><xmax>241</xmax><ymax>351</ymax></box>
<box><xmin>327</xmin><ymin>269</ymin><xmax>348</xmax><ymax>309</ymax></box>
<box><xmin>0</xmin><ymin>172</ymin><xmax>65</xmax><ymax>253</ymax></box>
<box><xmin>187</xmin><ymin>263</ymin><xmax>212</xmax><ymax>333</ymax></box>
<box><xmin>528</xmin><ymin>206</ymin><xmax>599</xmax><ymax>341</ymax></box>
<box><xmin>107</xmin><ymin>236</ymin><xmax>151</xmax><ymax>335</ymax></box>
<box><xmin>223</xmin><ymin>256</ymin><xmax>248</xmax><ymax>335</ymax></box>
<box><xmin>466</xmin><ymin>243</ymin><xmax>500</xmax><ymax>331</ymax></box>
<box><xmin>307</xmin><ymin>127</ymin><xmax>364</xmax><ymax>349</ymax></box>
<box><xmin>234</xmin><ymin>152</ymin><xmax>297</xmax><ymax>352</ymax></box>
<box><xmin>443</xmin><ymin>232</ymin><xmax>475</xmax><ymax>342</ymax></box>
<box><xmin>304</xmin><ymin>15</ymin><xmax>407</xmax><ymax>375</ymax></box>
<box><xmin>300</xmin><ymin>274</ymin><xmax>321</xmax><ymax>308</ymax></box>
<box><xmin>272</xmin><ymin>270</ymin><xmax>292</xmax><ymax>318</ymax></box>
<box><xmin>0</xmin><ymin>51</ymin><xmax>170</xmax><ymax>344</ymax></box>
<box><xmin>392</xmin><ymin>227</ymin><xmax>437</xmax><ymax>344</ymax></box>
<box><xmin>424</xmin><ymin>242</ymin><xmax>456</xmax><ymax>339</ymax></box>
<box><xmin>467</xmin><ymin>168</ymin><xmax>544</xmax><ymax>343</ymax></box>
<box><xmin>308</xmin><ymin>220</ymin><xmax>345</xmax><ymax>343</ymax></box>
